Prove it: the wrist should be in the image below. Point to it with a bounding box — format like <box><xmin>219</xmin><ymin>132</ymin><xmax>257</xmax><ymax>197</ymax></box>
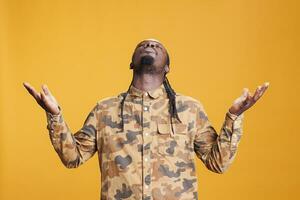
<box><xmin>227</xmin><ymin>110</ymin><xmax>239</xmax><ymax>120</ymax></box>
<box><xmin>228</xmin><ymin>107</ymin><xmax>242</xmax><ymax>116</ymax></box>
<box><xmin>46</xmin><ymin>106</ymin><xmax>63</xmax><ymax>124</ymax></box>
<box><xmin>51</xmin><ymin>105</ymin><xmax>61</xmax><ymax>115</ymax></box>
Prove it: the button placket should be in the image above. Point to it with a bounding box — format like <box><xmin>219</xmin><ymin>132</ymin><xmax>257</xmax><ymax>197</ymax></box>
<box><xmin>231</xmin><ymin>133</ymin><xmax>238</xmax><ymax>146</ymax></box>
<box><xmin>142</xmin><ymin>94</ymin><xmax>152</xmax><ymax>199</ymax></box>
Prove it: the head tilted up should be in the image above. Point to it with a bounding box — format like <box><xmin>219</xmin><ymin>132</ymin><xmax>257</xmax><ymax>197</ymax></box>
<box><xmin>120</xmin><ymin>39</ymin><xmax>181</xmax><ymax>132</ymax></box>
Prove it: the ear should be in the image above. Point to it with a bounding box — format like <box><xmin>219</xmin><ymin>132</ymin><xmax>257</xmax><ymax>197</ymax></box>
<box><xmin>130</xmin><ymin>62</ymin><xmax>134</xmax><ymax>69</ymax></box>
<box><xmin>164</xmin><ymin>65</ymin><xmax>170</xmax><ymax>74</ymax></box>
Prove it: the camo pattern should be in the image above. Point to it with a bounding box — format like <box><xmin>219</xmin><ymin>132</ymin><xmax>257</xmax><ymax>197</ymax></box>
<box><xmin>46</xmin><ymin>83</ymin><xmax>244</xmax><ymax>200</ymax></box>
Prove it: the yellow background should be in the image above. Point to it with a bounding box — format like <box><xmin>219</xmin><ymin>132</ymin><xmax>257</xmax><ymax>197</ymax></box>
<box><xmin>1</xmin><ymin>0</ymin><xmax>299</xmax><ymax>199</ymax></box>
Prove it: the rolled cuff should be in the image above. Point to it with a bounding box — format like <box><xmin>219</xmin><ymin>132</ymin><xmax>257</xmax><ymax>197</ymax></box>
<box><xmin>45</xmin><ymin>106</ymin><xmax>64</xmax><ymax>134</ymax></box>
<box><xmin>224</xmin><ymin>111</ymin><xmax>244</xmax><ymax>132</ymax></box>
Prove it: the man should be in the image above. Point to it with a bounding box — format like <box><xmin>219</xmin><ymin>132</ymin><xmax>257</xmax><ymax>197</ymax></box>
<box><xmin>23</xmin><ymin>39</ymin><xmax>269</xmax><ymax>200</ymax></box>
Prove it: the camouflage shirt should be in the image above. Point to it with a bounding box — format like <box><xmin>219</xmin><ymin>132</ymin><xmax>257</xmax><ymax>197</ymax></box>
<box><xmin>46</xmin><ymin>83</ymin><xmax>244</xmax><ymax>200</ymax></box>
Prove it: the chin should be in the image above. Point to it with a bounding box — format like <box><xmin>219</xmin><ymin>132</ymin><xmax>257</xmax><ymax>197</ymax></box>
<box><xmin>140</xmin><ymin>55</ymin><xmax>155</xmax><ymax>66</ymax></box>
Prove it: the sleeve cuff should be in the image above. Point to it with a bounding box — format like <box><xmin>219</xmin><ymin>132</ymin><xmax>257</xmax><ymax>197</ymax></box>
<box><xmin>226</xmin><ymin>110</ymin><xmax>239</xmax><ymax>120</ymax></box>
<box><xmin>46</xmin><ymin>106</ymin><xmax>61</xmax><ymax>121</ymax></box>
<box><xmin>45</xmin><ymin>106</ymin><xmax>63</xmax><ymax>132</ymax></box>
<box><xmin>225</xmin><ymin>111</ymin><xmax>244</xmax><ymax>131</ymax></box>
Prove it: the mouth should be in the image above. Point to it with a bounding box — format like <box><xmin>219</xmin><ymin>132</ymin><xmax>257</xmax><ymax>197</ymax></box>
<box><xmin>142</xmin><ymin>47</ymin><xmax>156</xmax><ymax>54</ymax></box>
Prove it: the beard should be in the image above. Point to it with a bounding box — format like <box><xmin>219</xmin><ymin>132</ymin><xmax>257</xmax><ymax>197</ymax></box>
<box><xmin>135</xmin><ymin>55</ymin><xmax>156</xmax><ymax>74</ymax></box>
<box><xmin>140</xmin><ymin>55</ymin><xmax>154</xmax><ymax>65</ymax></box>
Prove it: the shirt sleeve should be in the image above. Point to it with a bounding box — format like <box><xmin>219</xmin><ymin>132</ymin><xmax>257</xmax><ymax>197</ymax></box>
<box><xmin>193</xmin><ymin>102</ymin><xmax>244</xmax><ymax>174</ymax></box>
<box><xmin>45</xmin><ymin>104</ymin><xmax>99</xmax><ymax>168</ymax></box>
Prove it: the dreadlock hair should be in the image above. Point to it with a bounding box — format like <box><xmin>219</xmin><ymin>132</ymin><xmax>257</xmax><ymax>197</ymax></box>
<box><xmin>120</xmin><ymin>51</ymin><xmax>180</xmax><ymax>133</ymax></box>
<box><xmin>119</xmin><ymin>79</ymin><xmax>132</xmax><ymax>132</ymax></box>
<box><xmin>163</xmin><ymin>76</ymin><xmax>181</xmax><ymax>122</ymax></box>
<box><xmin>119</xmin><ymin>76</ymin><xmax>181</xmax><ymax>133</ymax></box>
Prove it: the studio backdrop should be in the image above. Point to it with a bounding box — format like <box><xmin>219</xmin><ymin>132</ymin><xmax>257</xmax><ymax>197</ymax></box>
<box><xmin>0</xmin><ymin>0</ymin><xmax>299</xmax><ymax>200</ymax></box>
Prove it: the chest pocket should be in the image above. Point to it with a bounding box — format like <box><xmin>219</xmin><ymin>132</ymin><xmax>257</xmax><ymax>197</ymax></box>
<box><xmin>156</xmin><ymin>122</ymin><xmax>191</xmax><ymax>157</ymax></box>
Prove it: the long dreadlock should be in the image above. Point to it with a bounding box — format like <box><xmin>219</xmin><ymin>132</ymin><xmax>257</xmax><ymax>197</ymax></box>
<box><xmin>163</xmin><ymin>76</ymin><xmax>182</xmax><ymax>120</ymax></box>
<box><xmin>120</xmin><ymin>51</ymin><xmax>181</xmax><ymax>133</ymax></box>
<box><xmin>119</xmin><ymin>79</ymin><xmax>132</xmax><ymax>132</ymax></box>
<box><xmin>119</xmin><ymin>76</ymin><xmax>181</xmax><ymax>133</ymax></box>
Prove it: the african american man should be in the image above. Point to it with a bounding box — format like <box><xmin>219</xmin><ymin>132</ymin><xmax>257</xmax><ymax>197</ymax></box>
<box><xmin>23</xmin><ymin>38</ymin><xmax>269</xmax><ymax>200</ymax></box>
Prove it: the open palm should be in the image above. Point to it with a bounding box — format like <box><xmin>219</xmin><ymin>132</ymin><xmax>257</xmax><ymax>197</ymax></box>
<box><xmin>23</xmin><ymin>82</ymin><xmax>60</xmax><ymax>115</ymax></box>
<box><xmin>229</xmin><ymin>82</ymin><xmax>269</xmax><ymax>116</ymax></box>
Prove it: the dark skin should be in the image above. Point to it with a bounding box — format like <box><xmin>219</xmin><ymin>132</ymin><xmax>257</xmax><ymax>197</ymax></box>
<box><xmin>23</xmin><ymin>39</ymin><xmax>269</xmax><ymax>116</ymax></box>
<box><xmin>130</xmin><ymin>39</ymin><xmax>170</xmax><ymax>91</ymax></box>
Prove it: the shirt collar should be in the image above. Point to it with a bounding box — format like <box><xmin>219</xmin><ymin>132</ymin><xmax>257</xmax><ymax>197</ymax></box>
<box><xmin>128</xmin><ymin>83</ymin><xmax>166</xmax><ymax>99</ymax></box>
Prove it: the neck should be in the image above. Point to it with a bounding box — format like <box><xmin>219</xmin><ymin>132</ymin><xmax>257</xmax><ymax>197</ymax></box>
<box><xmin>132</xmin><ymin>72</ymin><xmax>164</xmax><ymax>92</ymax></box>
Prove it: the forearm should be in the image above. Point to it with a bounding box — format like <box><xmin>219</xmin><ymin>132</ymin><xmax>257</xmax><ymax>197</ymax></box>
<box><xmin>202</xmin><ymin>111</ymin><xmax>244</xmax><ymax>173</ymax></box>
<box><xmin>46</xmin><ymin>111</ymin><xmax>85</xmax><ymax>168</ymax></box>
<box><xmin>194</xmin><ymin>109</ymin><xmax>244</xmax><ymax>174</ymax></box>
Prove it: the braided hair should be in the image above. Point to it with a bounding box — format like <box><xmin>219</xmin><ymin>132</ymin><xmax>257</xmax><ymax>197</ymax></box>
<box><xmin>120</xmin><ymin>52</ymin><xmax>181</xmax><ymax>132</ymax></box>
<box><xmin>119</xmin><ymin>78</ymin><xmax>181</xmax><ymax>132</ymax></box>
<box><xmin>119</xmin><ymin>79</ymin><xmax>132</xmax><ymax>131</ymax></box>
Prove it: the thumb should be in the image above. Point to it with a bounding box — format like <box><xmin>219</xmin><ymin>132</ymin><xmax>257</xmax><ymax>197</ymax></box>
<box><xmin>241</xmin><ymin>88</ymin><xmax>249</xmax><ymax>101</ymax></box>
<box><xmin>233</xmin><ymin>88</ymin><xmax>249</xmax><ymax>104</ymax></box>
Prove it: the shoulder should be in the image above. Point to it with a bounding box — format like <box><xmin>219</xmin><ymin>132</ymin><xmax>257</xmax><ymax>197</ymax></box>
<box><xmin>94</xmin><ymin>92</ymin><xmax>127</xmax><ymax>110</ymax></box>
<box><xmin>175</xmin><ymin>93</ymin><xmax>209</xmax><ymax>122</ymax></box>
<box><xmin>175</xmin><ymin>92</ymin><xmax>204</xmax><ymax>110</ymax></box>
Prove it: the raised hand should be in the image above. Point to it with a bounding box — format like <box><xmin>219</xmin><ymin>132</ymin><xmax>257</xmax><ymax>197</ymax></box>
<box><xmin>23</xmin><ymin>82</ymin><xmax>61</xmax><ymax>115</ymax></box>
<box><xmin>229</xmin><ymin>82</ymin><xmax>270</xmax><ymax>116</ymax></box>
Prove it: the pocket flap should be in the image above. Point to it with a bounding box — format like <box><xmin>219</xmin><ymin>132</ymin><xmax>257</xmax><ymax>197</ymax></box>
<box><xmin>157</xmin><ymin>123</ymin><xmax>171</xmax><ymax>135</ymax></box>
<box><xmin>174</xmin><ymin>123</ymin><xmax>188</xmax><ymax>133</ymax></box>
<box><xmin>156</xmin><ymin>122</ymin><xmax>188</xmax><ymax>135</ymax></box>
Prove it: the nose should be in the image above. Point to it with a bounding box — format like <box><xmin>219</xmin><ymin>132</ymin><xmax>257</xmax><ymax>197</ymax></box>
<box><xmin>144</xmin><ymin>42</ymin><xmax>156</xmax><ymax>48</ymax></box>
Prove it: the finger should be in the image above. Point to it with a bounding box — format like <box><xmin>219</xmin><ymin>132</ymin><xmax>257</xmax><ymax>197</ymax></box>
<box><xmin>241</xmin><ymin>89</ymin><xmax>254</xmax><ymax>106</ymax></box>
<box><xmin>36</xmin><ymin>92</ymin><xmax>42</xmax><ymax>100</ymax></box>
<box><xmin>34</xmin><ymin>90</ymin><xmax>46</xmax><ymax>110</ymax></box>
<box><xmin>260</xmin><ymin>82</ymin><xmax>269</xmax><ymax>91</ymax></box>
<box><xmin>242</xmin><ymin>88</ymin><xmax>250</xmax><ymax>101</ymax></box>
<box><xmin>261</xmin><ymin>82</ymin><xmax>269</xmax><ymax>94</ymax></box>
<box><xmin>23</xmin><ymin>82</ymin><xmax>41</xmax><ymax>101</ymax></box>
<box><xmin>233</xmin><ymin>88</ymin><xmax>248</xmax><ymax>104</ymax></box>
<box><xmin>247</xmin><ymin>91</ymin><xmax>253</xmax><ymax>103</ymax></box>
<box><xmin>264</xmin><ymin>82</ymin><xmax>270</xmax><ymax>88</ymax></box>
<box><xmin>253</xmin><ymin>85</ymin><xmax>262</xmax><ymax>101</ymax></box>
<box><xmin>42</xmin><ymin>84</ymin><xmax>50</xmax><ymax>96</ymax></box>
<box><xmin>256</xmin><ymin>82</ymin><xmax>270</xmax><ymax>100</ymax></box>
<box><xmin>40</xmin><ymin>89</ymin><xmax>47</xmax><ymax>102</ymax></box>
<box><xmin>243</xmin><ymin>91</ymin><xmax>252</xmax><ymax>106</ymax></box>
<box><xmin>23</xmin><ymin>82</ymin><xmax>34</xmax><ymax>93</ymax></box>
<box><xmin>258</xmin><ymin>85</ymin><xmax>268</xmax><ymax>98</ymax></box>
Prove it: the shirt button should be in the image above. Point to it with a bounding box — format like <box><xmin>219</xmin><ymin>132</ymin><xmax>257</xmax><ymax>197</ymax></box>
<box><xmin>143</xmin><ymin>106</ymin><xmax>148</xmax><ymax>111</ymax></box>
<box><xmin>232</xmin><ymin>134</ymin><xmax>238</xmax><ymax>140</ymax></box>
